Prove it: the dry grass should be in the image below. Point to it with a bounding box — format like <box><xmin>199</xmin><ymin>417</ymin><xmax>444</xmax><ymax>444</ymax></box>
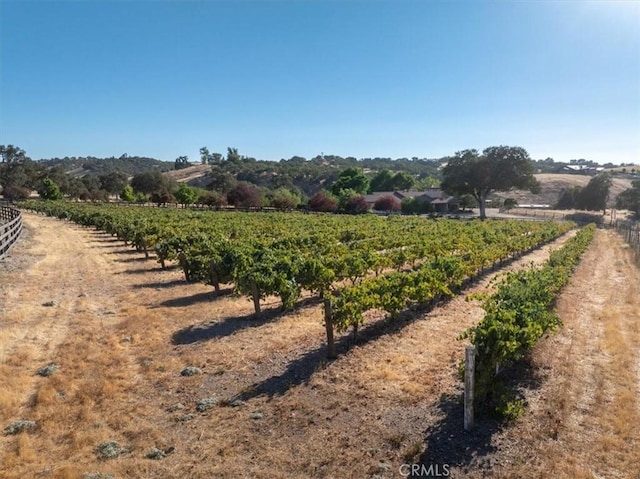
<box><xmin>1</xmin><ymin>214</ymin><xmax>638</xmax><ymax>478</ymax></box>
<box><xmin>478</xmin><ymin>230</ymin><xmax>640</xmax><ymax>479</ymax></box>
<box><xmin>494</xmin><ymin>172</ymin><xmax>633</xmax><ymax>207</ymax></box>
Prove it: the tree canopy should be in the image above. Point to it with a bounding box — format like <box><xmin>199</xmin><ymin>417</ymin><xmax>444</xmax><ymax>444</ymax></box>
<box><xmin>578</xmin><ymin>172</ymin><xmax>612</xmax><ymax>213</ymax></box>
<box><xmin>38</xmin><ymin>178</ymin><xmax>63</xmax><ymax>200</ymax></box>
<box><xmin>0</xmin><ymin>145</ymin><xmax>29</xmax><ymax>164</ymax></box>
<box><xmin>555</xmin><ymin>173</ymin><xmax>612</xmax><ymax>213</ymax></box>
<box><xmin>616</xmin><ymin>180</ymin><xmax>640</xmax><ymax>219</ymax></box>
<box><xmin>369</xmin><ymin>169</ymin><xmax>415</xmax><ymax>192</ymax></box>
<box><xmin>330</xmin><ymin>167</ymin><xmax>369</xmax><ymax>196</ymax></box>
<box><xmin>174</xmin><ymin>155</ymin><xmax>190</xmax><ymax>170</ymax></box>
<box><xmin>131</xmin><ymin>171</ymin><xmax>172</xmax><ymax>195</ymax></box>
<box><xmin>441</xmin><ymin>146</ymin><xmax>539</xmax><ymax>218</ymax></box>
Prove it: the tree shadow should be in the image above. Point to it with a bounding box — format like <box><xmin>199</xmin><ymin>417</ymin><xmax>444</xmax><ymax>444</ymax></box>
<box><xmin>119</xmin><ymin>266</ymin><xmax>166</xmax><ymax>274</ymax></box>
<box><xmin>224</xmin><ymin>302</ymin><xmax>444</xmax><ymax>403</ymax></box>
<box><xmin>172</xmin><ymin>296</ymin><xmax>322</xmax><ymax>345</ymax></box>
<box><xmin>113</xmin><ymin>256</ymin><xmax>153</xmax><ymax>263</ymax></box>
<box><xmin>132</xmin><ymin>278</ymin><xmax>189</xmax><ymax>289</ymax></box>
<box><xmin>159</xmin><ymin>288</ymin><xmax>233</xmax><ymax>307</ymax></box>
<box><xmin>172</xmin><ymin>307</ymin><xmax>284</xmax><ymax>344</ymax></box>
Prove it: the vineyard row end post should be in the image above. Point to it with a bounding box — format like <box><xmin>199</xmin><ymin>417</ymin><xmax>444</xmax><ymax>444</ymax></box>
<box><xmin>464</xmin><ymin>345</ymin><xmax>476</xmax><ymax>431</ymax></box>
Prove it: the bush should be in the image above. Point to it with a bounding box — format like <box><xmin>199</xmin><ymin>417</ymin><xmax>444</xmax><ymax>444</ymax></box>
<box><xmin>196</xmin><ymin>396</ymin><xmax>219</xmax><ymax>412</ymax></box>
<box><xmin>227</xmin><ymin>183</ymin><xmax>262</xmax><ymax>208</ymax></box>
<box><xmin>38</xmin><ymin>178</ymin><xmax>63</xmax><ymax>200</ymax></box>
<box><xmin>37</xmin><ymin>363</ymin><xmax>59</xmax><ymax>377</ymax></box>
<box><xmin>308</xmin><ymin>191</ymin><xmax>338</xmax><ymax>212</ymax></box>
<box><xmin>146</xmin><ymin>448</ymin><xmax>166</xmax><ymax>460</ymax></box>
<box><xmin>401</xmin><ymin>197</ymin><xmax>433</xmax><ymax>215</ymax></box>
<box><xmin>3</xmin><ymin>420</ymin><xmax>36</xmax><ymax>435</ymax></box>
<box><xmin>95</xmin><ymin>441</ymin><xmax>128</xmax><ymax>460</ymax></box>
<box><xmin>180</xmin><ymin>366</ymin><xmax>202</xmax><ymax>377</ymax></box>
<box><xmin>503</xmin><ymin>198</ymin><xmax>518</xmax><ymax>210</ymax></box>
<box><xmin>1</xmin><ymin>185</ymin><xmax>31</xmax><ymax>200</ymax></box>
<box><xmin>373</xmin><ymin>195</ymin><xmax>401</xmax><ymax>212</ymax></box>
<box><xmin>343</xmin><ymin>195</ymin><xmax>369</xmax><ymax>214</ymax></box>
<box><xmin>198</xmin><ymin>190</ymin><xmax>226</xmax><ymax>208</ymax></box>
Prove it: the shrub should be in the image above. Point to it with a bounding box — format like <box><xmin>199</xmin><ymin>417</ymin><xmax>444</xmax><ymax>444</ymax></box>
<box><xmin>95</xmin><ymin>441</ymin><xmax>127</xmax><ymax>460</ymax></box>
<box><xmin>343</xmin><ymin>195</ymin><xmax>369</xmax><ymax>214</ymax></box>
<box><xmin>1</xmin><ymin>185</ymin><xmax>31</xmax><ymax>200</ymax></box>
<box><xmin>373</xmin><ymin>195</ymin><xmax>401</xmax><ymax>212</ymax></box>
<box><xmin>3</xmin><ymin>420</ymin><xmax>36</xmax><ymax>435</ymax></box>
<box><xmin>308</xmin><ymin>191</ymin><xmax>338</xmax><ymax>212</ymax></box>
<box><xmin>196</xmin><ymin>396</ymin><xmax>219</xmax><ymax>412</ymax></box>
<box><xmin>180</xmin><ymin>366</ymin><xmax>202</xmax><ymax>377</ymax></box>
<box><xmin>37</xmin><ymin>363</ymin><xmax>60</xmax><ymax>377</ymax></box>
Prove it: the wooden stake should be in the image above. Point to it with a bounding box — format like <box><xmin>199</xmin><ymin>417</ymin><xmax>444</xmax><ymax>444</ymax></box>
<box><xmin>464</xmin><ymin>345</ymin><xmax>476</xmax><ymax>431</ymax></box>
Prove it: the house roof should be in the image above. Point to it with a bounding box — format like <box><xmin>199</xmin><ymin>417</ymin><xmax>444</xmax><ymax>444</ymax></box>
<box><xmin>365</xmin><ymin>188</ymin><xmax>458</xmax><ymax>204</ymax></box>
<box><xmin>363</xmin><ymin>192</ymin><xmax>396</xmax><ymax>203</ymax></box>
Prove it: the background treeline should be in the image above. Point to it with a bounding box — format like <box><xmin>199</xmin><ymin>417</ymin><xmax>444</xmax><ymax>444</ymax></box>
<box><xmin>1</xmin><ymin>144</ymin><xmax>639</xmax><ymax>218</ymax></box>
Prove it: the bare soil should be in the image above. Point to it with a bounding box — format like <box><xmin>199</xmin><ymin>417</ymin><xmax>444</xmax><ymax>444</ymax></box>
<box><xmin>0</xmin><ymin>213</ymin><xmax>637</xmax><ymax>478</ymax></box>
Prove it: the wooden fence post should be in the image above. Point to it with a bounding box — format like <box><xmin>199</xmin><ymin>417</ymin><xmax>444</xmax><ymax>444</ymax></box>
<box><xmin>464</xmin><ymin>345</ymin><xmax>476</xmax><ymax>431</ymax></box>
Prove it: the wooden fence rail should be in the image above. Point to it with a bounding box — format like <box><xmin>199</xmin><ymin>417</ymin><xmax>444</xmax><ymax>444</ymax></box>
<box><xmin>0</xmin><ymin>205</ymin><xmax>23</xmax><ymax>260</ymax></box>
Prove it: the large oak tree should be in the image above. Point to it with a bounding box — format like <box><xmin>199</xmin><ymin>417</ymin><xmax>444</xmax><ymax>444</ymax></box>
<box><xmin>441</xmin><ymin>146</ymin><xmax>540</xmax><ymax>218</ymax></box>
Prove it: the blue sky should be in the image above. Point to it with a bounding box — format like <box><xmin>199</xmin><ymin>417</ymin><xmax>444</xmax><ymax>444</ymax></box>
<box><xmin>1</xmin><ymin>0</ymin><xmax>639</xmax><ymax>164</ymax></box>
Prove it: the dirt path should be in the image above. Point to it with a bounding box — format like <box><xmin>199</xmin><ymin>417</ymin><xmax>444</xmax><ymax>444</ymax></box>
<box><xmin>0</xmin><ymin>215</ymin><xmax>126</xmax><ymax>445</ymax></box>
<box><xmin>1</xmin><ymin>214</ymin><xmax>637</xmax><ymax>478</ymax></box>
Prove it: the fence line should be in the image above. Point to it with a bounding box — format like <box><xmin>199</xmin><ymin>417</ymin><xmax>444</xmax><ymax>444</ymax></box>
<box><xmin>0</xmin><ymin>205</ymin><xmax>23</xmax><ymax>260</ymax></box>
<box><xmin>616</xmin><ymin>220</ymin><xmax>640</xmax><ymax>260</ymax></box>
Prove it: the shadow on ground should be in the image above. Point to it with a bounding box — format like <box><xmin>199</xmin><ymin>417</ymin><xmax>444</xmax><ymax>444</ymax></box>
<box><xmin>132</xmin><ymin>278</ymin><xmax>190</xmax><ymax>289</ymax></box>
<box><xmin>119</xmin><ymin>266</ymin><xmax>167</xmax><ymax>275</ymax></box>
<box><xmin>160</xmin><ymin>288</ymin><xmax>233</xmax><ymax>307</ymax></box>
<box><xmin>413</xmin><ymin>359</ymin><xmax>544</xmax><ymax>477</ymax></box>
<box><xmin>225</xmin><ymin>298</ymin><xmax>447</xmax><ymax>402</ymax></box>
<box><xmin>414</xmin><ymin>393</ymin><xmax>502</xmax><ymax>476</ymax></box>
<box><xmin>113</xmin><ymin>255</ymin><xmax>153</xmax><ymax>263</ymax></box>
<box><xmin>172</xmin><ymin>296</ymin><xmax>321</xmax><ymax>344</ymax></box>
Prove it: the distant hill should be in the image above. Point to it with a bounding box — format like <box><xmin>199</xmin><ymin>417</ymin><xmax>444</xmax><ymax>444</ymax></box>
<box><xmin>164</xmin><ymin>164</ymin><xmax>212</xmax><ymax>186</ymax></box>
<box><xmin>39</xmin><ymin>156</ymin><xmax>173</xmax><ymax>177</ymax></box>
<box><xmin>494</xmin><ymin>173</ymin><xmax>634</xmax><ymax>208</ymax></box>
<box><xmin>167</xmin><ymin>156</ymin><xmax>445</xmax><ymax>195</ymax></box>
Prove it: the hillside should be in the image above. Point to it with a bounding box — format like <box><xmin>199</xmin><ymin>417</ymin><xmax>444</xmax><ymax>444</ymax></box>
<box><xmin>164</xmin><ymin>156</ymin><xmax>443</xmax><ymax>195</ymax></box>
<box><xmin>164</xmin><ymin>164</ymin><xmax>212</xmax><ymax>185</ymax></box>
<box><xmin>40</xmin><ymin>156</ymin><xmax>173</xmax><ymax>177</ymax></box>
<box><xmin>493</xmin><ymin>173</ymin><xmax>633</xmax><ymax>207</ymax></box>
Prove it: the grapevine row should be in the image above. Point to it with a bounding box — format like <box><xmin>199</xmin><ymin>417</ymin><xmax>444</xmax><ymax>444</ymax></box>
<box><xmin>461</xmin><ymin>223</ymin><xmax>596</xmax><ymax>413</ymax></box>
<box><xmin>22</xmin><ymin>200</ymin><xmax>577</xmax><ymax>360</ymax></box>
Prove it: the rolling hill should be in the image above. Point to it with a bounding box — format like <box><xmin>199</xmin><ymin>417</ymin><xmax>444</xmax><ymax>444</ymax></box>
<box><xmin>494</xmin><ymin>173</ymin><xmax>634</xmax><ymax>207</ymax></box>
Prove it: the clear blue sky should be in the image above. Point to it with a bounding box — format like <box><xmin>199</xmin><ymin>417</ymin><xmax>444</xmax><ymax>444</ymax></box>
<box><xmin>1</xmin><ymin>0</ymin><xmax>639</xmax><ymax>164</ymax></box>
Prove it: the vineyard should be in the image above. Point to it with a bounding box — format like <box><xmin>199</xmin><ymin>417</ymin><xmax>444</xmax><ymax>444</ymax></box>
<box><xmin>2</xmin><ymin>204</ymin><xmax>638</xmax><ymax>478</ymax></box>
<box><xmin>23</xmin><ymin>201</ymin><xmax>574</xmax><ymax>359</ymax></box>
